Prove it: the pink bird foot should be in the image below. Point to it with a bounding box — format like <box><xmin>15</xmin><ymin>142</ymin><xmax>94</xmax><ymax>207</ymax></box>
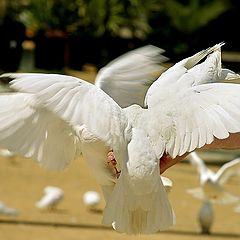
<box><xmin>107</xmin><ymin>150</ymin><xmax>121</xmax><ymax>178</ymax></box>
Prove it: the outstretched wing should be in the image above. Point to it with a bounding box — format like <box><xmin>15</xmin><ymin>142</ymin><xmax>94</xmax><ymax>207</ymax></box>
<box><xmin>187</xmin><ymin>152</ymin><xmax>215</xmax><ymax>181</ymax></box>
<box><xmin>0</xmin><ymin>74</ymin><xmax>130</xmax><ymax>170</ymax></box>
<box><xmin>0</xmin><ymin>92</ymin><xmax>78</xmax><ymax>170</ymax></box>
<box><xmin>143</xmin><ymin>43</ymin><xmax>240</xmax><ymax>159</ymax></box>
<box><xmin>146</xmin><ymin>82</ymin><xmax>240</xmax><ymax>159</ymax></box>
<box><xmin>214</xmin><ymin>158</ymin><xmax>240</xmax><ymax>185</ymax></box>
<box><xmin>145</xmin><ymin>43</ymin><xmax>239</xmax><ymax>108</ymax></box>
<box><xmin>95</xmin><ymin>45</ymin><xmax>168</xmax><ymax>108</ymax></box>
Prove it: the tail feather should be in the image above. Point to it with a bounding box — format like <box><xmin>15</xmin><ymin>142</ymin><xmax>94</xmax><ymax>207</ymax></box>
<box><xmin>102</xmin><ymin>174</ymin><xmax>175</xmax><ymax>234</ymax></box>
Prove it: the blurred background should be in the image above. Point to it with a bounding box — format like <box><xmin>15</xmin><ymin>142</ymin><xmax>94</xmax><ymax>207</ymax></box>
<box><xmin>0</xmin><ymin>0</ymin><xmax>240</xmax><ymax>74</ymax></box>
<box><xmin>0</xmin><ymin>1</ymin><xmax>240</xmax><ymax>240</ymax></box>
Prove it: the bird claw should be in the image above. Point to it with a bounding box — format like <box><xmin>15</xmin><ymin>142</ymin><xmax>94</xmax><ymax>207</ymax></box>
<box><xmin>107</xmin><ymin>150</ymin><xmax>121</xmax><ymax>178</ymax></box>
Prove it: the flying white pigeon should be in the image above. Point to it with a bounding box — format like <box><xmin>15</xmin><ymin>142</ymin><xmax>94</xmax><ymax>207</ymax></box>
<box><xmin>0</xmin><ymin>201</ymin><xmax>19</xmax><ymax>216</ymax></box>
<box><xmin>197</xmin><ymin>200</ymin><xmax>214</xmax><ymax>234</ymax></box>
<box><xmin>1</xmin><ymin>43</ymin><xmax>240</xmax><ymax>234</ymax></box>
<box><xmin>187</xmin><ymin>152</ymin><xmax>240</xmax><ymax>204</ymax></box>
<box><xmin>35</xmin><ymin>186</ymin><xmax>64</xmax><ymax>210</ymax></box>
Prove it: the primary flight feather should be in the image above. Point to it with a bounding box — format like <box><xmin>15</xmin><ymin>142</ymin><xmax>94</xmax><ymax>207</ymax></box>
<box><xmin>95</xmin><ymin>45</ymin><xmax>168</xmax><ymax>108</ymax></box>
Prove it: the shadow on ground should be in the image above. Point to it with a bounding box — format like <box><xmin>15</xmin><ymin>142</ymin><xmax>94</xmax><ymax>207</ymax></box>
<box><xmin>0</xmin><ymin>219</ymin><xmax>239</xmax><ymax>239</ymax></box>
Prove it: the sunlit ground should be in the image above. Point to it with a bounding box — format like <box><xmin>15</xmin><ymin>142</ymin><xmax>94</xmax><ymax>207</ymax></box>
<box><xmin>0</xmin><ymin>151</ymin><xmax>239</xmax><ymax>240</ymax></box>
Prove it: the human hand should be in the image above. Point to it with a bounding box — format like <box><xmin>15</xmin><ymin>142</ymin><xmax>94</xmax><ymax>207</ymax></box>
<box><xmin>160</xmin><ymin>153</ymin><xmax>188</xmax><ymax>174</ymax></box>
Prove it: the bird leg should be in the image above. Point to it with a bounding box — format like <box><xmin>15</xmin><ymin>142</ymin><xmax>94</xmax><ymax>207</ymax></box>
<box><xmin>107</xmin><ymin>150</ymin><xmax>121</xmax><ymax>178</ymax></box>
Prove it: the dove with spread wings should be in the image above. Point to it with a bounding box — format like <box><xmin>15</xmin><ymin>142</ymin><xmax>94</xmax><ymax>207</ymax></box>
<box><xmin>0</xmin><ymin>43</ymin><xmax>240</xmax><ymax>234</ymax></box>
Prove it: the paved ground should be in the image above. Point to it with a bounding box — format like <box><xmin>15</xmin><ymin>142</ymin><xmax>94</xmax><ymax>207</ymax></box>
<box><xmin>0</xmin><ymin>150</ymin><xmax>239</xmax><ymax>240</ymax></box>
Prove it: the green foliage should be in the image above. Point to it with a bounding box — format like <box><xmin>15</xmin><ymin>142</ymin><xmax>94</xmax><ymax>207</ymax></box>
<box><xmin>5</xmin><ymin>0</ymin><xmax>233</xmax><ymax>40</ymax></box>
<box><xmin>76</xmin><ymin>0</ymin><xmax>127</xmax><ymax>36</ymax></box>
<box><xmin>164</xmin><ymin>0</ymin><xmax>230</xmax><ymax>32</ymax></box>
<box><xmin>18</xmin><ymin>0</ymin><xmax>80</xmax><ymax>32</ymax></box>
<box><xmin>7</xmin><ymin>0</ymin><xmax>161</xmax><ymax>39</ymax></box>
<box><xmin>72</xmin><ymin>0</ymin><xmax>160</xmax><ymax>38</ymax></box>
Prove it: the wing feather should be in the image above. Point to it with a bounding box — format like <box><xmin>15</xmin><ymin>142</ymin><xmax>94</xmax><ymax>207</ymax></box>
<box><xmin>146</xmin><ymin>83</ymin><xmax>240</xmax><ymax>158</ymax></box>
<box><xmin>8</xmin><ymin>74</ymin><xmax>130</xmax><ymax>149</ymax></box>
<box><xmin>0</xmin><ymin>93</ymin><xmax>78</xmax><ymax>170</ymax></box>
<box><xmin>0</xmin><ymin>73</ymin><xmax>130</xmax><ymax>170</ymax></box>
<box><xmin>214</xmin><ymin>158</ymin><xmax>240</xmax><ymax>185</ymax></box>
<box><xmin>95</xmin><ymin>45</ymin><xmax>168</xmax><ymax>107</ymax></box>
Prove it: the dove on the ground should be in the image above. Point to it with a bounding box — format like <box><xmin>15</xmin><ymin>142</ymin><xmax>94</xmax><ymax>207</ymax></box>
<box><xmin>0</xmin><ymin>148</ymin><xmax>15</xmax><ymax>158</ymax></box>
<box><xmin>35</xmin><ymin>186</ymin><xmax>64</xmax><ymax>210</ymax></box>
<box><xmin>0</xmin><ymin>201</ymin><xmax>19</xmax><ymax>216</ymax></box>
<box><xmin>198</xmin><ymin>200</ymin><xmax>214</xmax><ymax>234</ymax></box>
<box><xmin>82</xmin><ymin>191</ymin><xmax>101</xmax><ymax>210</ymax></box>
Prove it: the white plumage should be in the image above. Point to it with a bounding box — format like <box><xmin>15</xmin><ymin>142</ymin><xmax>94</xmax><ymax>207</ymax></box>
<box><xmin>35</xmin><ymin>186</ymin><xmax>64</xmax><ymax>210</ymax></box>
<box><xmin>198</xmin><ymin>200</ymin><xmax>214</xmax><ymax>234</ymax></box>
<box><xmin>0</xmin><ymin>148</ymin><xmax>16</xmax><ymax>164</ymax></box>
<box><xmin>187</xmin><ymin>152</ymin><xmax>240</xmax><ymax>234</ymax></box>
<box><xmin>0</xmin><ymin>201</ymin><xmax>19</xmax><ymax>216</ymax></box>
<box><xmin>187</xmin><ymin>152</ymin><xmax>240</xmax><ymax>204</ymax></box>
<box><xmin>95</xmin><ymin>45</ymin><xmax>168</xmax><ymax>108</ymax></box>
<box><xmin>83</xmin><ymin>191</ymin><xmax>101</xmax><ymax>210</ymax></box>
<box><xmin>0</xmin><ymin>43</ymin><xmax>240</xmax><ymax>234</ymax></box>
<box><xmin>161</xmin><ymin>176</ymin><xmax>173</xmax><ymax>193</ymax></box>
<box><xmin>0</xmin><ymin>148</ymin><xmax>15</xmax><ymax>158</ymax></box>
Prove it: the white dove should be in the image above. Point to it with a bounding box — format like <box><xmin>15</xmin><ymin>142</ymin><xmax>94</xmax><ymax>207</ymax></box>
<box><xmin>0</xmin><ymin>201</ymin><xmax>19</xmax><ymax>216</ymax></box>
<box><xmin>0</xmin><ymin>43</ymin><xmax>240</xmax><ymax>234</ymax></box>
<box><xmin>187</xmin><ymin>152</ymin><xmax>240</xmax><ymax>204</ymax></box>
<box><xmin>83</xmin><ymin>191</ymin><xmax>101</xmax><ymax>211</ymax></box>
<box><xmin>0</xmin><ymin>148</ymin><xmax>16</xmax><ymax>164</ymax></box>
<box><xmin>0</xmin><ymin>148</ymin><xmax>15</xmax><ymax>158</ymax></box>
<box><xmin>197</xmin><ymin>200</ymin><xmax>214</xmax><ymax>234</ymax></box>
<box><xmin>35</xmin><ymin>186</ymin><xmax>64</xmax><ymax>210</ymax></box>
